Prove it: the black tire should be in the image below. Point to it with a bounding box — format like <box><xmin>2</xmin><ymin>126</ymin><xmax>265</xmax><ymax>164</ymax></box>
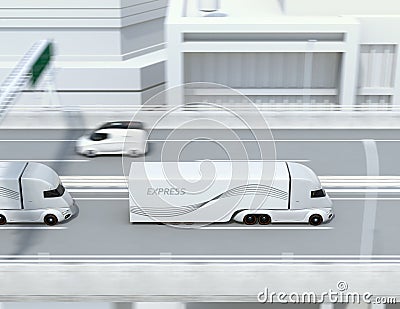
<box><xmin>44</xmin><ymin>214</ymin><xmax>58</xmax><ymax>226</ymax></box>
<box><xmin>309</xmin><ymin>214</ymin><xmax>323</xmax><ymax>226</ymax></box>
<box><xmin>0</xmin><ymin>214</ymin><xmax>7</xmax><ymax>225</ymax></box>
<box><xmin>128</xmin><ymin>149</ymin><xmax>139</xmax><ymax>157</ymax></box>
<box><xmin>85</xmin><ymin>150</ymin><xmax>97</xmax><ymax>158</ymax></box>
<box><xmin>244</xmin><ymin>214</ymin><xmax>257</xmax><ymax>225</ymax></box>
<box><xmin>259</xmin><ymin>214</ymin><xmax>271</xmax><ymax>225</ymax></box>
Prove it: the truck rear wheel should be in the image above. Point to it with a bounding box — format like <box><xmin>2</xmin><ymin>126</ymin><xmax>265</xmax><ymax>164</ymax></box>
<box><xmin>259</xmin><ymin>214</ymin><xmax>271</xmax><ymax>225</ymax></box>
<box><xmin>44</xmin><ymin>214</ymin><xmax>58</xmax><ymax>226</ymax></box>
<box><xmin>309</xmin><ymin>214</ymin><xmax>323</xmax><ymax>226</ymax></box>
<box><xmin>0</xmin><ymin>214</ymin><xmax>6</xmax><ymax>225</ymax></box>
<box><xmin>244</xmin><ymin>214</ymin><xmax>257</xmax><ymax>225</ymax></box>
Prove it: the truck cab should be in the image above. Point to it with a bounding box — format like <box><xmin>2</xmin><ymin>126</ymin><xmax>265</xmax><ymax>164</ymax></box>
<box><xmin>0</xmin><ymin>162</ymin><xmax>78</xmax><ymax>226</ymax></box>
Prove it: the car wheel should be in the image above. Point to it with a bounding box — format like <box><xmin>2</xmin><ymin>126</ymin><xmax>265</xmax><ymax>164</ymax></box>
<box><xmin>244</xmin><ymin>214</ymin><xmax>257</xmax><ymax>225</ymax></box>
<box><xmin>44</xmin><ymin>214</ymin><xmax>58</xmax><ymax>226</ymax></box>
<box><xmin>259</xmin><ymin>214</ymin><xmax>271</xmax><ymax>225</ymax></box>
<box><xmin>0</xmin><ymin>214</ymin><xmax>7</xmax><ymax>225</ymax></box>
<box><xmin>84</xmin><ymin>150</ymin><xmax>97</xmax><ymax>158</ymax></box>
<box><xmin>309</xmin><ymin>214</ymin><xmax>323</xmax><ymax>226</ymax></box>
<box><xmin>128</xmin><ymin>149</ymin><xmax>139</xmax><ymax>157</ymax></box>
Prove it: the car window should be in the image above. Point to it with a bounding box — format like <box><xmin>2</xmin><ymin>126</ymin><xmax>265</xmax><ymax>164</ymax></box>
<box><xmin>128</xmin><ymin>122</ymin><xmax>144</xmax><ymax>130</ymax></box>
<box><xmin>99</xmin><ymin>122</ymin><xmax>129</xmax><ymax>129</ymax></box>
<box><xmin>90</xmin><ymin>132</ymin><xmax>108</xmax><ymax>141</ymax></box>
<box><xmin>96</xmin><ymin>121</ymin><xmax>144</xmax><ymax>130</ymax></box>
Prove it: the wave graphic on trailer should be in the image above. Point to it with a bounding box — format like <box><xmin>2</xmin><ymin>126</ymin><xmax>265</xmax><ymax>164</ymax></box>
<box><xmin>130</xmin><ymin>184</ymin><xmax>288</xmax><ymax>217</ymax></box>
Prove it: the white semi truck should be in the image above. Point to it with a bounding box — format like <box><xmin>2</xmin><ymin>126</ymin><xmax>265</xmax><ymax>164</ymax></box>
<box><xmin>0</xmin><ymin>162</ymin><xmax>78</xmax><ymax>226</ymax></box>
<box><xmin>129</xmin><ymin>161</ymin><xmax>334</xmax><ymax>226</ymax></box>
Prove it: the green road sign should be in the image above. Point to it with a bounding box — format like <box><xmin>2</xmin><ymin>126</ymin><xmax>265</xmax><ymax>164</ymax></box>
<box><xmin>30</xmin><ymin>42</ymin><xmax>53</xmax><ymax>86</ymax></box>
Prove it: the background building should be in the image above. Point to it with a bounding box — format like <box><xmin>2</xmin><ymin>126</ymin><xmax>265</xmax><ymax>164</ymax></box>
<box><xmin>167</xmin><ymin>0</ymin><xmax>400</xmax><ymax>108</ymax></box>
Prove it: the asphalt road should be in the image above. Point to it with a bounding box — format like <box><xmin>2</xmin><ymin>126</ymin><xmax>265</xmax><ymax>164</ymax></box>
<box><xmin>0</xmin><ymin>128</ymin><xmax>399</xmax><ymax>176</ymax></box>
<box><xmin>0</xmin><ymin>129</ymin><xmax>399</xmax><ymax>257</ymax></box>
<box><xmin>0</xmin><ymin>192</ymin><xmax>397</xmax><ymax>256</ymax></box>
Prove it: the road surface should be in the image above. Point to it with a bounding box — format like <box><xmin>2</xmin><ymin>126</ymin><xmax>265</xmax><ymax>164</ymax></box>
<box><xmin>0</xmin><ymin>129</ymin><xmax>398</xmax><ymax>257</ymax></box>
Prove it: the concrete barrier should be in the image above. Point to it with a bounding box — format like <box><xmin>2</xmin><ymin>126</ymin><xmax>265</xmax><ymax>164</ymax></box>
<box><xmin>0</xmin><ymin>262</ymin><xmax>398</xmax><ymax>302</ymax></box>
<box><xmin>2</xmin><ymin>109</ymin><xmax>400</xmax><ymax>129</ymax></box>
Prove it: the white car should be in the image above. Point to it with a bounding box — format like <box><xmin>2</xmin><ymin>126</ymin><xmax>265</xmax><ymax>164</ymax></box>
<box><xmin>76</xmin><ymin>121</ymin><xmax>148</xmax><ymax>157</ymax></box>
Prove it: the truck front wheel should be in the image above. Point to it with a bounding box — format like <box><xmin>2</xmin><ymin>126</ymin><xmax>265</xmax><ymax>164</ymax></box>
<box><xmin>44</xmin><ymin>214</ymin><xmax>58</xmax><ymax>226</ymax></box>
<box><xmin>309</xmin><ymin>214</ymin><xmax>323</xmax><ymax>226</ymax></box>
<box><xmin>0</xmin><ymin>214</ymin><xmax>6</xmax><ymax>225</ymax></box>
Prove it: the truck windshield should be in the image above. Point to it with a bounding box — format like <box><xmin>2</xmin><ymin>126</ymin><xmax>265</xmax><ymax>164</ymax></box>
<box><xmin>43</xmin><ymin>183</ymin><xmax>65</xmax><ymax>198</ymax></box>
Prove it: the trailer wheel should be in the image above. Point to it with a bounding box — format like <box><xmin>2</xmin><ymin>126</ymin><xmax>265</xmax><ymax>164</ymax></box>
<box><xmin>0</xmin><ymin>215</ymin><xmax>6</xmax><ymax>225</ymax></box>
<box><xmin>44</xmin><ymin>214</ymin><xmax>58</xmax><ymax>226</ymax></box>
<box><xmin>244</xmin><ymin>214</ymin><xmax>257</xmax><ymax>225</ymax></box>
<box><xmin>309</xmin><ymin>214</ymin><xmax>323</xmax><ymax>226</ymax></box>
<box><xmin>259</xmin><ymin>214</ymin><xmax>271</xmax><ymax>225</ymax></box>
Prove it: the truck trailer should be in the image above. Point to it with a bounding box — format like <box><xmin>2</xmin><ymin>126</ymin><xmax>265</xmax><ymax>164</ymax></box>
<box><xmin>129</xmin><ymin>161</ymin><xmax>333</xmax><ymax>226</ymax></box>
<box><xmin>0</xmin><ymin>162</ymin><xmax>78</xmax><ymax>226</ymax></box>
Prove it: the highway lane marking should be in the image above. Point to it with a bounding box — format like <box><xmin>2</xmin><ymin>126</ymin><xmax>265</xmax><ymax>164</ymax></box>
<box><xmin>0</xmin><ymin>140</ymin><xmax>77</xmax><ymax>142</ymax></box>
<box><xmin>332</xmin><ymin>198</ymin><xmax>400</xmax><ymax>200</ymax></box>
<box><xmin>69</xmin><ymin>189</ymin><xmax>400</xmax><ymax>193</ymax></box>
<box><xmin>0</xmin><ymin>254</ymin><xmax>397</xmax><ymax>258</ymax></box>
<box><xmin>0</xmin><ymin>160</ymin><xmax>89</xmax><ymax>162</ymax></box>
<box><xmin>148</xmin><ymin>139</ymin><xmax>400</xmax><ymax>142</ymax></box>
<box><xmin>200</xmin><ymin>226</ymin><xmax>333</xmax><ymax>230</ymax></box>
<box><xmin>69</xmin><ymin>189</ymin><xmax>128</xmax><ymax>193</ymax></box>
<box><xmin>195</xmin><ymin>159</ymin><xmax>311</xmax><ymax>162</ymax></box>
<box><xmin>74</xmin><ymin>197</ymin><xmax>128</xmax><ymax>200</ymax></box>
<box><xmin>328</xmin><ymin>189</ymin><xmax>400</xmax><ymax>193</ymax></box>
<box><xmin>0</xmin><ymin>227</ymin><xmax>67</xmax><ymax>230</ymax></box>
<box><xmin>3</xmin><ymin>139</ymin><xmax>400</xmax><ymax>142</ymax></box>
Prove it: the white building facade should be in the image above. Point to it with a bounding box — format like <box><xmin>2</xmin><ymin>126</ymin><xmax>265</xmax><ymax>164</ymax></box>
<box><xmin>166</xmin><ymin>0</ymin><xmax>400</xmax><ymax>108</ymax></box>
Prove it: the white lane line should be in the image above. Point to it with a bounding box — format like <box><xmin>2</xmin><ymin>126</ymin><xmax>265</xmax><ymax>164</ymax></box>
<box><xmin>200</xmin><ymin>226</ymin><xmax>333</xmax><ymax>230</ymax></box>
<box><xmin>69</xmin><ymin>189</ymin><xmax>400</xmax><ymax>193</ymax></box>
<box><xmin>0</xmin><ymin>160</ymin><xmax>88</xmax><ymax>162</ymax></box>
<box><xmin>195</xmin><ymin>159</ymin><xmax>310</xmax><ymax>162</ymax></box>
<box><xmin>0</xmin><ymin>140</ymin><xmax>77</xmax><ymax>142</ymax></box>
<box><xmin>0</xmin><ymin>259</ymin><xmax>394</xmax><ymax>263</ymax></box>
<box><xmin>328</xmin><ymin>189</ymin><xmax>400</xmax><ymax>193</ymax></box>
<box><xmin>0</xmin><ymin>254</ymin><xmax>396</xmax><ymax>258</ymax></box>
<box><xmin>74</xmin><ymin>197</ymin><xmax>128</xmax><ymax>201</ymax></box>
<box><xmin>148</xmin><ymin>139</ymin><xmax>400</xmax><ymax>142</ymax></box>
<box><xmin>0</xmin><ymin>227</ymin><xmax>67</xmax><ymax>230</ymax></box>
<box><xmin>69</xmin><ymin>189</ymin><xmax>128</xmax><ymax>193</ymax></box>
<box><xmin>1</xmin><ymin>139</ymin><xmax>400</xmax><ymax>143</ymax></box>
<box><xmin>332</xmin><ymin>198</ymin><xmax>400</xmax><ymax>201</ymax></box>
<box><xmin>360</xmin><ymin>139</ymin><xmax>379</xmax><ymax>257</ymax></box>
